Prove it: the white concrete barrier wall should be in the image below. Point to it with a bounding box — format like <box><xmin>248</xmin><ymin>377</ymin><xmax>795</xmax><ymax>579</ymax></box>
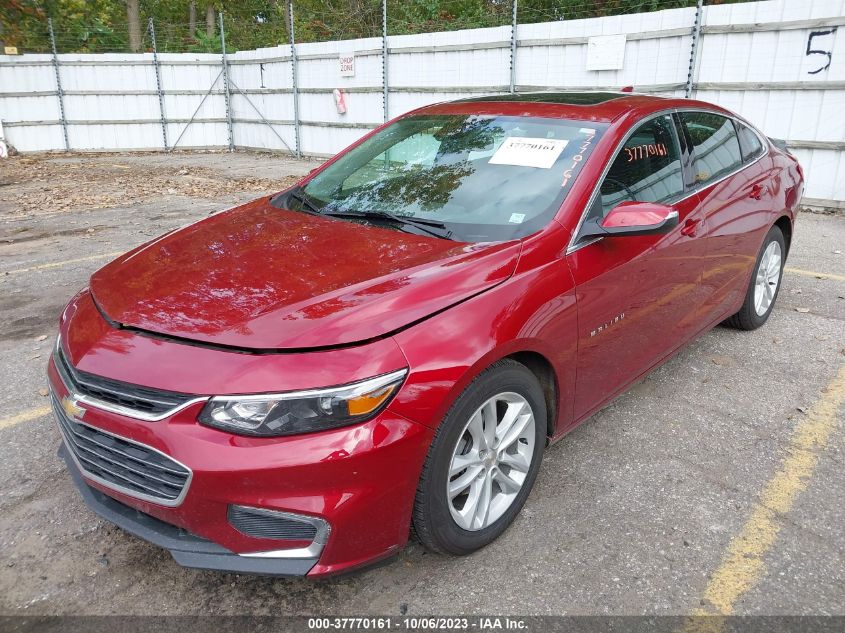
<box><xmin>1</xmin><ymin>0</ymin><xmax>843</xmax><ymax>206</ymax></box>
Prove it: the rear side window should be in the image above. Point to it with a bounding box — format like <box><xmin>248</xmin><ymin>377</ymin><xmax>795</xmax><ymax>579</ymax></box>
<box><xmin>735</xmin><ymin>121</ymin><xmax>764</xmax><ymax>162</ymax></box>
<box><xmin>680</xmin><ymin>112</ymin><xmax>743</xmax><ymax>186</ymax></box>
<box><xmin>594</xmin><ymin>114</ymin><xmax>684</xmax><ymax>218</ymax></box>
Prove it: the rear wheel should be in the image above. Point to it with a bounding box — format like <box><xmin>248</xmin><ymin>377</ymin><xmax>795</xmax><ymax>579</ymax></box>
<box><xmin>412</xmin><ymin>360</ymin><xmax>546</xmax><ymax>555</ymax></box>
<box><xmin>724</xmin><ymin>225</ymin><xmax>785</xmax><ymax>330</ymax></box>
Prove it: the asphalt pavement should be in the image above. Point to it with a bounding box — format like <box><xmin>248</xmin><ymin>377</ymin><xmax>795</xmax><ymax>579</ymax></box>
<box><xmin>0</xmin><ymin>152</ymin><xmax>843</xmax><ymax>616</ymax></box>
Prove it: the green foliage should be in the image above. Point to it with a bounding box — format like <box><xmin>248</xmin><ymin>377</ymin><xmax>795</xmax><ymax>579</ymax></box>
<box><xmin>186</xmin><ymin>27</ymin><xmax>226</xmax><ymax>53</ymax></box>
<box><xmin>0</xmin><ymin>0</ymin><xmax>751</xmax><ymax>54</ymax></box>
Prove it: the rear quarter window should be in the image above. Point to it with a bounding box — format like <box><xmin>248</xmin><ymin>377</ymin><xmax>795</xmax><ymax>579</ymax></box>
<box><xmin>735</xmin><ymin>121</ymin><xmax>764</xmax><ymax>162</ymax></box>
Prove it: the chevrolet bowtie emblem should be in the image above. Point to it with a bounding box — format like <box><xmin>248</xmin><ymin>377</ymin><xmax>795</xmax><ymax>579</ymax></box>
<box><xmin>61</xmin><ymin>396</ymin><xmax>86</xmax><ymax>420</ymax></box>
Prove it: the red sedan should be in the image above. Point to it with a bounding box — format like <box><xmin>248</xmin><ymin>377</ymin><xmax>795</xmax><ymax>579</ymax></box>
<box><xmin>49</xmin><ymin>92</ymin><xmax>803</xmax><ymax>577</ymax></box>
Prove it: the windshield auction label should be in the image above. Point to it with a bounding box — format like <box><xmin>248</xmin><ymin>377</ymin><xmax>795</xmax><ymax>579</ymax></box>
<box><xmin>488</xmin><ymin>137</ymin><xmax>569</xmax><ymax>169</ymax></box>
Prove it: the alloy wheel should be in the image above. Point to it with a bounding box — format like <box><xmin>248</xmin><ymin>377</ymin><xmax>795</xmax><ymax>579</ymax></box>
<box><xmin>754</xmin><ymin>240</ymin><xmax>782</xmax><ymax>316</ymax></box>
<box><xmin>446</xmin><ymin>392</ymin><xmax>536</xmax><ymax>531</ymax></box>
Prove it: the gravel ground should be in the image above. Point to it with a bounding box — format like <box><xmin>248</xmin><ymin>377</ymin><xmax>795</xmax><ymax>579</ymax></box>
<box><xmin>0</xmin><ymin>151</ymin><xmax>843</xmax><ymax>616</ymax></box>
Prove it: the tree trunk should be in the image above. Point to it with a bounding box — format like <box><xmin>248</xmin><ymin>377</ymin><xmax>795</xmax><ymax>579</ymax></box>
<box><xmin>126</xmin><ymin>0</ymin><xmax>142</xmax><ymax>52</ymax></box>
<box><xmin>189</xmin><ymin>2</ymin><xmax>197</xmax><ymax>37</ymax></box>
<box><xmin>279</xmin><ymin>1</ymin><xmax>293</xmax><ymax>43</ymax></box>
<box><xmin>206</xmin><ymin>5</ymin><xmax>216</xmax><ymax>38</ymax></box>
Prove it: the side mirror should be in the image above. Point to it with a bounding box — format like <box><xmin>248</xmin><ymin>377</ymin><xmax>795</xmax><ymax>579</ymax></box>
<box><xmin>580</xmin><ymin>201</ymin><xmax>679</xmax><ymax>239</ymax></box>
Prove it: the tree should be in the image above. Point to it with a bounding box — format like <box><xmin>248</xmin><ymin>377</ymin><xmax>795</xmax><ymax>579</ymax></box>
<box><xmin>188</xmin><ymin>1</ymin><xmax>197</xmax><ymax>35</ymax></box>
<box><xmin>126</xmin><ymin>0</ymin><xmax>141</xmax><ymax>51</ymax></box>
<box><xmin>205</xmin><ymin>3</ymin><xmax>215</xmax><ymax>38</ymax></box>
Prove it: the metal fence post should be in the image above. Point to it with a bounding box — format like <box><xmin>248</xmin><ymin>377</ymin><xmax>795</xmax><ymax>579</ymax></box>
<box><xmin>289</xmin><ymin>2</ymin><xmax>301</xmax><ymax>158</ymax></box>
<box><xmin>219</xmin><ymin>12</ymin><xmax>234</xmax><ymax>151</ymax></box>
<box><xmin>509</xmin><ymin>0</ymin><xmax>518</xmax><ymax>94</ymax></box>
<box><xmin>685</xmin><ymin>0</ymin><xmax>704</xmax><ymax>98</ymax></box>
<box><xmin>148</xmin><ymin>18</ymin><xmax>168</xmax><ymax>151</ymax></box>
<box><xmin>47</xmin><ymin>18</ymin><xmax>70</xmax><ymax>151</ymax></box>
<box><xmin>382</xmin><ymin>0</ymin><xmax>389</xmax><ymax>121</ymax></box>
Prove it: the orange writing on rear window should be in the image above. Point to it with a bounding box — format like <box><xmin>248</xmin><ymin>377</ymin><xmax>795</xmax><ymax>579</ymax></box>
<box><xmin>624</xmin><ymin>143</ymin><xmax>667</xmax><ymax>162</ymax></box>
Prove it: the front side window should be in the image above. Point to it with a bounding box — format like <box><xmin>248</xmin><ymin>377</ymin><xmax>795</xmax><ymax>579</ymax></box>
<box><xmin>279</xmin><ymin>114</ymin><xmax>607</xmax><ymax>242</ymax></box>
<box><xmin>680</xmin><ymin>112</ymin><xmax>743</xmax><ymax>186</ymax></box>
<box><xmin>589</xmin><ymin>114</ymin><xmax>684</xmax><ymax>221</ymax></box>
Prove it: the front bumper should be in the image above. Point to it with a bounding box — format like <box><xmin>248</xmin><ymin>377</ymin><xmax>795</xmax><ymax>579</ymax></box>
<box><xmin>59</xmin><ymin>444</ymin><xmax>319</xmax><ymax>576</ymax></box>
<box><xmin>50</xmin><ymin>290</ymin><xmax>436</xmax><ymax>576</ymax></box>
<box><xmin>49</xmin><ymin>362</ymin><xmax>434</xmax><ymax>578</ymax></box>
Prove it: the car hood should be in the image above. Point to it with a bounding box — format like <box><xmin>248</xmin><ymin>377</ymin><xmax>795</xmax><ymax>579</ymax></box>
<box><xmin>90</xmin><ymin>197</ymin><xmax>521</xmax><ymax>350</ymax></box>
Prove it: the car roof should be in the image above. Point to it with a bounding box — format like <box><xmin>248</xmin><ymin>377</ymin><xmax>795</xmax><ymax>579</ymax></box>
<box><xmin>454</xmin><ymin>91</ymin><xmax>627</xmax><ymax>106</ymax></box>
<box><xmin>411</xmin><ymin>92</ymin><xmax>730</xmax><ymax>124</ymax></box>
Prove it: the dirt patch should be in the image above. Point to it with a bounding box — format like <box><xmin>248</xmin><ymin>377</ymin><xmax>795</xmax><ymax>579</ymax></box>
<box><xmin>0</xmin><ymin>154</ymin><xmax>298</xmax><ymax>219</ymax></box>
<box><xmin>0</xmin><ymin>293</ymin><xmax>37</xmax><ymax>312</ymax></box>
<box><xmin>0</xmin><ymin>225</ymin><xmax>110</xmax><ymax>245</ymax></box>
<box><xmin>0</xmin><ymin>312</ymin><xmax>62</xmax><ymax>341</ymax></box>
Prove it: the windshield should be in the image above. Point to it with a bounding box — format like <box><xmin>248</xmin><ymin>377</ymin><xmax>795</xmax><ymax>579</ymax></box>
<box><xmin>279</xmin><ymin>114</ymin><xmax>606</xmax><ymax>242</ymax></box>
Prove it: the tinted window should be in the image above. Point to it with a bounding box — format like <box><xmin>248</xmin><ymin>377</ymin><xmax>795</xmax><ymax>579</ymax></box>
<box><xmin>592</xmin><ymin>114</ymin><xmax>684</xmax><ymax>219</ymax></box>
<box><xmin>680</xmin><ymin>112</ymin><xmax>743</xmax><ymax>186</ymax></box>
<box><xmin>735</xmin><ymin>121</ymin><xmax>764</xmax><ymax>162</ymax></box>
<box><xmin>291</xmin><ymin>115</ymin><xmax>606</xmax><ymax>242</ymax></box>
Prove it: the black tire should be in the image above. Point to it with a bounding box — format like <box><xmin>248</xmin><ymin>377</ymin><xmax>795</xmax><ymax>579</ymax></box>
<box><xmin>412</xmin><ymin>359</ymin><xmax>546</xmax><ymax>555</ymax></box>
<box><xmin>723</xmin><ymin>225</ymin><xmax>786</xmax><ymax>330</ymax></box>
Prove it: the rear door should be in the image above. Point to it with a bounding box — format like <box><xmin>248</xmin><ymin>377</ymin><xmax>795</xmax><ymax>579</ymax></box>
<box><xmin>676</xmin><ymin>111</ymin><xmax>774</xmax><ymax>324</ymax></box>
<box><xmin>566</xmin><ymin>112</ymin><xmax>708</xmax><ymax>422</ymax></box>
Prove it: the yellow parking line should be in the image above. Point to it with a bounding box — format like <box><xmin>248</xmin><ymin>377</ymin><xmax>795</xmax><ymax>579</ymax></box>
<box><xmin>5</xmin><ymin>252</ymin><xmax>122</xmax><ymax>275</ymax></box>
<box><xmin>693</xmin><ymin>363</ymin><xmax>845</xmax><ymax>615</ymax></box>
<box><xmin>785</xmin><ymin>267</ymin><xmax>845</xmax><ymax>282</ymax></box>
<box><xmin>0</xmin><ymin>405</ymin><xmax>52</xmax><ymax>431</ymax></box>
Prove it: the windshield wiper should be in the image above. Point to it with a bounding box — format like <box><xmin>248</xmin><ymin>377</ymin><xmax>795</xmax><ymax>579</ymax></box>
<box><xmin>288</xmin><ymin>190</ymin><xmax>321</xmax><ymax>215</ymax></box>
<box><xmin>321</xmin><ymin>210</ymin><xmax>454</xmax><ymax>240</ymax></box>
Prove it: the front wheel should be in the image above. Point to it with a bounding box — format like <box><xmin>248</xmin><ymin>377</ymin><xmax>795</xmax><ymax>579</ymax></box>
<box><xmin>412</xmin><ymin>359</ymin><xmax>546</xmax><ymax>555</ymax></box>
<box><xmin>724</xmin><ymin>225</ymin><xmax>786</xmax><ymax>330</ymax></box>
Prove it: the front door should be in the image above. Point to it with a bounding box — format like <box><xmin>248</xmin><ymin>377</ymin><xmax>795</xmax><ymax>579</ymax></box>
<box><xmin>566</xmin><ymin>113</ymin><xmax>708</xmax><ymax>422</ymax></box>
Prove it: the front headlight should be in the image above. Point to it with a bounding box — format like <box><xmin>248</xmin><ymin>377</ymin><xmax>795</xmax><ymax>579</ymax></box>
<box><xmin>198</xmin><ymin>369</ymin><xmax>407</xmax><ymax>437</ymax></box>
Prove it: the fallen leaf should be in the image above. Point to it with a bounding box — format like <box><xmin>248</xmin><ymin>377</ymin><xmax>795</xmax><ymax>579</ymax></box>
<box><xmin>710</xmin><ymin>355</ymin><xmax>733</xmax><ymax>367</ymax></box>
<box><xmin>35</xmin><ymin>334</ymin><xmax>47</xmax><ymax>341</ymax></box>
<box><xmin>38</xmin><ymin>388</ymin><xmax>49</xmax><ymax>397</ymax></box>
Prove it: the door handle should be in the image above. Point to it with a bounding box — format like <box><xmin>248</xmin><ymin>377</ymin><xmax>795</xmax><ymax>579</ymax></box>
<box><xmin>681</xmin><ymin>218</ymin><xmax>702</xmax><ymax>237</ymax></box>
<box><xmin>749</xmin><ymin>183</ymin><xmax>768</xmax><ymax>200</ymax></box>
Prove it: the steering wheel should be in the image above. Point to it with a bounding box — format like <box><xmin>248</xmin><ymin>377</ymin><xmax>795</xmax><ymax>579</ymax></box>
<box><xmin>602</xmin><ymin>177</ymin><xmax>638</xmax><ymax>203</ymax></box>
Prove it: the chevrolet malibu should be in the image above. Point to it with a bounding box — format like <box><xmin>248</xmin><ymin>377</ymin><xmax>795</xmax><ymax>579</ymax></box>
<box><xmin>49</xmin><ymin>92</ymin><xmax>803</xmax><ymax>577</ymax></box>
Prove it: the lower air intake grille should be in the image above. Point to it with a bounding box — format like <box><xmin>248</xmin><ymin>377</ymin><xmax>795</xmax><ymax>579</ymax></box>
<box><xmin>53</xmin><ymin>396</ymin><xmax>190</xmax><ymax>505</ymax></box>
<box><xmin>228</xmin><ymin>505</ymin><xmax>319</xmax><ymax>541</ymax></box>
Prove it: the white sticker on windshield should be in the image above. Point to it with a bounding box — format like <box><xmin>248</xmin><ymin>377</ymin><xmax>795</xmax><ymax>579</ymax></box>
<box><xmin>509</xmin><ymin>213</ymin><xmax>526</xmax><ymax>224</ymax></box>
<box><xmin>488</xmin><ymin>137</ymin><xmax>569</xmax><ymax>169</ymax></box>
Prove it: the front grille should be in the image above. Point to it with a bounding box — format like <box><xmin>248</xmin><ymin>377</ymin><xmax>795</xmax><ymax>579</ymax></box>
<box><xmin>55</xmin><ymin>344</ymin><xmax>195</xmax><ymax>416</ymax></box>
<box><xmin>53</xmin><ymin>396</ymin><xmax>191</xmax><ymax>505</ymax></box>
<box><xmin>228</xmin><ymin>506</ymin><xmax>319</xmax><ymax>541</ymax></box>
